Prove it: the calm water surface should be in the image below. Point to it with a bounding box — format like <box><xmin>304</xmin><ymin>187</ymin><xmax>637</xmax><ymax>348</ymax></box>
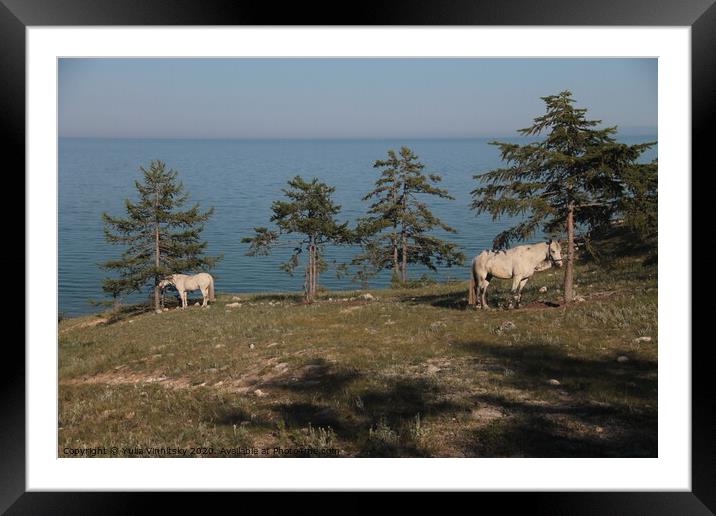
<box><xmin>59</xmin><ymin>137</ymin><xmax>656</xmax><ymax>315</ymax></box>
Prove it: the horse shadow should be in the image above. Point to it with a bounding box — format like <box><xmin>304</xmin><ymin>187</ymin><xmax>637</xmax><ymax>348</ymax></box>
<box><xmin>401</xmin><ymin>284</ymin><xmax>554</xmax><ymax>311</ymax></box>
<box><xmin>399</xmin><ymin>289</ymin><xmax>469</xmax><ymax>310</ymax></box>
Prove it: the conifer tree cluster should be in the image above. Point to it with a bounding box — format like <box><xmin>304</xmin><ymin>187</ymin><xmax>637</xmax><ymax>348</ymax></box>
<box><xmin>101</xmin><ymin>92</ymin><xmax>657</xmax><ymax>309</ymax></box>
<box><xmin>243</xmin><ymin>148</ymin><xmax>465</xmax><ymax>299</ymax></box>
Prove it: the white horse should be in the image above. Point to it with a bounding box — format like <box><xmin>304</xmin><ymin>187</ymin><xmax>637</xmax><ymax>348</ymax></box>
<box><xmin>468</xmin><ymin>240</ymin><xmax>563</xmax><ymax>309</ymax></box>
<box><xmin>159</xmin><ymin>272</ymin><xmax>215</xmax><ymax>308</ymax></box>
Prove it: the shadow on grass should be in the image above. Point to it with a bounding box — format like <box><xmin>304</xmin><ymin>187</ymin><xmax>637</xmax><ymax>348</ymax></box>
<box><xmin>401</xmin><ymin>287</ymin><xmax>560</xmax><ymax>312</ymax></box>
<box><xmin>213</xmin><ymin>406</ymin><xmax>273</xmax><ymax>430</ymax></box>
<box><xmin>238</xmin><ymin>292</ymin><xmax>305</xmax><ymax>303</ymax></box>
<box><xmin>209</xmin><ymin>359</ymin><xmax>463</xmax><ymax>457</ymax></box>
<box><xmin>97</xmin><ymin>303</ymin><xmax>154</xmax><ymax>325</ymax></box>
<box><xmin>467</xmin><ymin>411</ymin><xmax>655</xmax><ymax>457</ymax></box>
<box><xmin>457</xmin><ymin>341</ymin><xmax>657</xmax><ymax>402</ymax></box>
<box><xmin>265</xmin><ymin>358</ymin><xmax>363</xmax><ymax>395</ymax></box>
<box><xmin>206</xmin><ymin>341</ymin><xmax>656</xmax><ymax>457</ymax></box>
<box><xmin>456</xmin><ymin>340</ymin><xmax>657</xmax><ymax>457</ymax></box>
<box><xmin>400</xmin><ymin>289</ymin><xmax>469</xmax><ymax>310</ymax></box>
<box><xmin>97</xmin><ymin>296</ymin><xmax>208</xmax><ymax>324</ymax></box>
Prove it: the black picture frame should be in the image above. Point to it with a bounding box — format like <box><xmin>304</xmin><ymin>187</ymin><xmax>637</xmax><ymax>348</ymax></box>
<box><xmin>5</xmin><ymin>0</ymin><xmax>710</xmax><ymax>512</ymax></box>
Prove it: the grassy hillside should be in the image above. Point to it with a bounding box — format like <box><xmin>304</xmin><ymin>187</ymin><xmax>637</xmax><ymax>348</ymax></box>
<box><xmin>59</xmin><ymin>252</ymin><xmax>657</xmax><ymax>458</ymax></box>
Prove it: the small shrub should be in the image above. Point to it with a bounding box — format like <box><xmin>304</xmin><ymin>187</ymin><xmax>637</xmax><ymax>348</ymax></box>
<box><xmin>304</xmin><ymin>424</ymin><xmax>336</xmax><ymax>449</ymax></box>
<box><xmin>407</xmin><ymin>413</ymin><xmax>428</xmax><ymax>442</ymax></box>
<box><xmin>364</xmin><ymin>418</ymin><xmax>399</xmax><ymax>456</ymax></box>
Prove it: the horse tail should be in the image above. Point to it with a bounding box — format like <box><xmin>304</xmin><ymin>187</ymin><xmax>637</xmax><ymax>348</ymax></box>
<box><xmin>468</xmin><ymin>259</ymin><xmax>477</xmax><ymax>306</ymax></box>
<box><xmin>209</xmin><ymin>276</ymin><xmax>216</xmax><ymax>301</ymax></box>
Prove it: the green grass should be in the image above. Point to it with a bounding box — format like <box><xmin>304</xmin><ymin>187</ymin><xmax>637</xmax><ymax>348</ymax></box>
<box><xmin>59</xmin><ymin>252</ymin><xmax>657</xmax><ymax>458</ymax></box>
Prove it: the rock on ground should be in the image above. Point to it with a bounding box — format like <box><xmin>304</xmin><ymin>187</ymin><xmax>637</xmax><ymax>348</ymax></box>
<box><xmin>498</xmin><ymin>321</ymin><xmax>516</xmax><ymax>333</ymax></box>
<box><xmin>539</xmin><ymin>286</ymin><xmax>548</xmax><ymax>293</ymax></box>
<box><xmin>226</xmin><ymin>302</ymin><xmax>241</xmax><ymax>308</ymax></box>
<box><xmin>361</xmin><ymin>293</ymin><xmax>375</xmax><ymax>301</ymax></box>
<box><xmin>634</xmin><ymin>336</ymin><xmax>652</xmax><ymax>343</ymax></box>
<box><xmin>616</xmin><ymin>355</ymin><xmax>629</xmax><ymax>363</ymax></box>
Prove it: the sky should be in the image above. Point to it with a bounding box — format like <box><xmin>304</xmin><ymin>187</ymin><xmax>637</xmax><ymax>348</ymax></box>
<box><xmin>58</xmin><ymin>58</ymin><xmax>657</xmax><ymax>139</ymax></box>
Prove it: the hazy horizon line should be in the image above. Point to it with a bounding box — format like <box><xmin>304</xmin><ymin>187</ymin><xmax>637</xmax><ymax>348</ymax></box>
<box><xmin>59</xmin><ymin>129</ymin><xmax>658</xmax><ymax>141</ymax></box>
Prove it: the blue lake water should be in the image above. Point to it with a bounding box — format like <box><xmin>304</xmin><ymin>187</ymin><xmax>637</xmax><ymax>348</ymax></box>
<box><xmin>59</xmin><ymin>136</ymin><xmax>656</xmax><ymax>316</ymax></box>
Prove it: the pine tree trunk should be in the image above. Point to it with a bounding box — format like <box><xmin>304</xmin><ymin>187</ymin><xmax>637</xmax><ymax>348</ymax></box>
<box><xmin>154</xmin><ymin>189</ymin><xmax>161</xmax><ymax>312</ymax></box>
<box><xmin>312</xmin><ymin>244</ymin><xmax>318</xmax><ymax>299</ymax></box>
<box><xmin>400</xmin><ymin>188</ymin><xmax>408</xmax><ymax>284</ymax></box>
<box><xmin>564</xmin><ymin>202</ymin><xmax>575</xmax><ymax>303</ymax></box>
<box><xmin>392</xmin><ymin>229</ymin><xmax>399</xmax><ymax>277</ymax></box>
<box><xmin>401</xmin><ymin>232</ymin><xmax>408</xmax><ymax>283</ymax></box>
<box><xmin>304</xmin><ymin>260</ymin><xmax>310</xmax><ymax>303</ymax></box>
<box><xmin>305</xmin><ymin>241</ymin><xmax>317</xmax><ymax>303</ymax></box>
<box><xmin>306</xmin><ymin>245</ymin><xmax>312</xmax><ymax>303</ymax></box>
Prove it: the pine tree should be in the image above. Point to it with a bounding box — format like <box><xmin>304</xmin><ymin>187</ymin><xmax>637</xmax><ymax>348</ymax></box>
<box><xmin>353</xmin><ymin>146</ymin><xmax>464</xmax><ymax>286</ymax></box>
<box><xmin>101</xmin><ymin>160</ymin><xmax>219</xmax><ymax>311</ymax></box>
<box><xmin>471</xmin><ymin>91</ymin><xmax>656</xmax><ymax>303</ymax></box>
<box><xmin>242</xmin><ymin>175</ymin><xmax>351</xmax><ymax>303</ymax></box>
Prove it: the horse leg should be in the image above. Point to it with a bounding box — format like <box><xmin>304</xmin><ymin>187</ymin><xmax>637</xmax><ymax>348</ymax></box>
<box><xmin>480</xmin><ymin>276</ymin><xmax>490</xmax><ymax>310</ymax></box>
<box><xmin>516</xmin><ymin>278</ymin><xmax>529</xmax><ymax>308</ymax></box>
<box><xmin>484</xmin><ymin>273</ymin><xmax>493</xmax><ymax>309</ymax></box>
<box><xmin>471</xmin><ymin>274</ymin><xmax>480</xmax><ymax>309</ymax></box>
<box><xmin>201</xmin><ymin>287</ymin><xmax>208</xmax><ymax>307</ymax></box>
<box><xmin>475</xmin><ymin>275</ymin><xmax>483</xmax><ymax>309</ymax></box>
<box><xmin>181</xmin><ymin>290</ymin><xmax>187</xmax><ymax>309</ymax></box>
<box><xmin>509</xmin><ymin>276</ymin><xmax>523</xmax><ymax>309</ymax></box>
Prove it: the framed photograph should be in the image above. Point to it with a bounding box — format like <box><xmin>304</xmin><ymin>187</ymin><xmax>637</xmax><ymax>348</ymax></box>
<box><xmin>8</xmin><ymin>0</ymin><xmax>711</xmax><ymax>511</ymax></box>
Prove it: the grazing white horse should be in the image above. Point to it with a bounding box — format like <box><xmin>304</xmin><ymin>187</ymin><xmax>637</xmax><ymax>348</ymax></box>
<box><xmin>159</xmin><ymin>272</ymin><xmax>215</xmax><ymax>308</ymax></box>
<box><xmin>468</xmin><ymin>240</ymin><xmax>563</xmax><ymax>309</ymax></box>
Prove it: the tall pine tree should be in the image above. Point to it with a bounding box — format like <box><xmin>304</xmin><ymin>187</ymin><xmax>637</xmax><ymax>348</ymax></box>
<box><xmin>101</xmin><ymin>160</ymin><xmax>219</xmax><ymax>311</ymax></box>
<box><xmin>354</xmin><ymin>146</ymin><xmax>464</xmax><ymax>285</ymax></box>
<box><xmin>242</xmin><ymin>175</ymin><xmax>351</xmax><ymax>303</ymax></box>
<box><xmin>471</xmin><ymin>91</ymin><xmax>655</xmax><ymax>302</ymax></box>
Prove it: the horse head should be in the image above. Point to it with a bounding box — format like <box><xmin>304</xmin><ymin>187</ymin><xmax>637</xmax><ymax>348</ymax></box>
<box><xmin>547</xmin><ymin>239</ymin><xmax>563</xmax><ymax>267</ymax></box>
<box><xmin>158</xmin><ymin>276</ymin><xmax>174</xmax><ymax>290</ymax></box>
